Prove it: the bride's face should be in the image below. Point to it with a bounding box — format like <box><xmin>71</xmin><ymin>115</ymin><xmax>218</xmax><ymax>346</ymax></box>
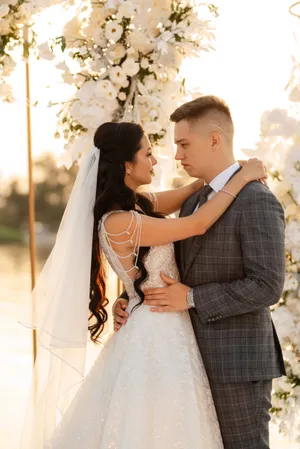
<box><xmin>125</xmin><ymin>134</ymin><xmax>157</xmax><ymax>190</ymax></box>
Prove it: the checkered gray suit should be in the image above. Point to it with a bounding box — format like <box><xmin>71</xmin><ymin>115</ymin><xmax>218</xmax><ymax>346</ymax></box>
<box><xmin>175</xmin><ymin>177</ymin><xmax>286</xmax><ymax>449</ymax></box>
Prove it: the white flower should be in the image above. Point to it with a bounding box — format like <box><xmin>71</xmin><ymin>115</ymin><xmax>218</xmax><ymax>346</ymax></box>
<box><xmin>284</xmin><ymin>144</ymin><xmax>300</xmax><ymax>189</ymax></box>
<box><xmin>286</xmin><ymin>220</ymin><xmax>300</xmax><ymax>251</ymax></box>
<box><xmin>107</xmin><ymin>43</ymin><xmax>126</xmax><ymax>61</ymax></box>
<box><xmin>103</xmin><ymin>0</ymin><xmax>119</xmax><ymax>10</ymax></box>
<box><xmin>275</xmin><ymin>377</ymin><xmax>292</xmax><ymax>393</ymax></box>
<box><xmin>144</xmin><ymin>75</ymin><xmax>158</xmax><ymax>92</ymax></box>
<box><xmin>271</xmin><ymin>177</ymin><xmax>290</xmax><ymax>200</ymax></box>
<box><xmin>143</xmin><ymin>121</ymin><xmax>162</xmax><ymax>135</ymax></box>
<box><xmin>157</xmin><ymin>44</ymin><xmax>185</xmax><ymax>67</ymax></box>
<box><xmin>91</xmin><ymin>29</ymin><xmax>106</xmax><ymax>47</ymax></box>
<box><xmin>149</xmin><ymin>108</ymin><xmax>158</xmax><ymax>119</ymax></box>
<box><xmin>79</xmin><ymin>46</ymin><xmax>88</xmax><ymax>56</ymax></box>
<box><xmin>90</xmin><ymin>4</ymin><xmax>107</xmax><ymax>26</ymax></box>
<box><xmin>56</xmin><ymin>62</ymin><xmax>68</xmax><ymax>71</ymax></box>
<box><xmin>94</xmin><ymin>79</ymin><xmax>118</xmax><ymax>100</ymax></box>
<box><xmin>88</xmin><ymin>59</ymin><xmax>106</xmax><ymax>73</ymax></box>
<box><xmin>62</xmin><ymin>71</ymin><xmax>74</xmax><ymax>85</ymax></box>
<box><xmin>157</xmin><ymin>31</ymin><xmax>174</xmax><ymax>55</ymax></box>
<box><xmin>0</xmin><ymin>17</ymin><xmax>11</xmax><ymax>35</ymax></box>
<box><xmin>109</xmin><ymin>66</ymin><xmax>127</xmax><ymax>86</ymax></box>
<box><xmin>1</xmin><ymin>0</ymin><xmax>18</xmax><ymax>5</ymax></box>
<box><xmin>0</xmin><ymin>81</ymin><xmax>13</xmax><ymax>102</ymax></box>
<box><xmin>70</xmin><ymin>101</ymin><xmax>82</xmax><ymax>122</ymax></box>
<box><xmin>141</xmin><ymin>58</ymin><xmax>149</xmax><ymax>69</ymax></box>
<box><xmin>129</xmin><ymin>30</ymin><xmax>154</xmax><ymax>53</ymax></box>
<box><xmin>286</xmin><ymin>297</ymin><xmax>300</xmax><ymax>315</ymax></box>
<box><xmin>76</xmin><ymin>80</ymin><xmax>96</xmax><ymax>102</ymax></box>
<box><xmin>289</xmin><ymin>86</ymin><xmax>300</xmax><ymax>102</ymax></box>
<box><xmin>0</xmin><ymin>5</ymin><xmax>9</xmax><ymax>19</ymax></box>
<box><xmin>80</xmin><ymin>98</ymin><xmax>119</xmax><ymax>129</ymax></box>
<box><xmin>1</xmin><ymin>56</ymin><xmax>16</xmax><ymax>77</ymax></box>
<box><xmin>63</xmin><ymin>131</ymin><xmax>94</xmax><ymax>167</ymax></box>
<box><xmin>126</xmin><ymin>47</ymin><xmax>136</xmax><ymax>56</ymax></box>
<box><xmin>289</xmin><ymin>351</ymin><xmax>300</xmax><ymax>375</ymax></box>
<box><xmin>118</xmin><ymin>92</ymin><xmax>126</xmax><ymax>101</ymax></box>
<box><xmin>149</xmin><ymin>63</ymin><xmax>159</xmax><ymax>73</ymax></box>
<box><xmin>115</xmin><ymin>11</ymin><xmax>123</xmax><ymax>23</ymax></box>
<box><xmin>63</xmin><ymin>16</ymin><xmax>82</xmax><ymax>40</ymax></box>
<box><xmin>105</xmin><ymin>21</ymin><xmax>123</xmax><ymax>42</ymax></box>
<box><xmin>285</xmin><ymin>204</ymin><xmax>300</xmax><ymax>220</ymax></box>
<box><xmin>122</xmin><ymin>57</ymin><xmax>139</xmax><ymax>76</ymax></box>
<box><xmin>272</xmin><ymin>306</ymin><xmax>294</xmax><ymax>340</ymax></box>
<box><xmin>118</xmin><ymin>0</ymin><xmax>135</xmax><ymax>18</ymax></box>
<box><xmin>291</xmin><ymin>247</ymin><xmax>300</xmax><ymax>262</ymax></box>
<box><xmin>261</xmin><ymin>109</ymin><xmax>298</xmax><ymax>138</ymax></box>
<box><xmin>284</xmin><ymin>274</ymin><xmax>299</xmax><ymax>292</ymax></box>
<box><xmin>16</xmin><ymin>3</ymin><xmax>33</xmax><ymax>21</ymax></box>
<box><xmin>38</xmin><ymin>43</ymin><xmax>55</xmax><ymax>61</ymax></box>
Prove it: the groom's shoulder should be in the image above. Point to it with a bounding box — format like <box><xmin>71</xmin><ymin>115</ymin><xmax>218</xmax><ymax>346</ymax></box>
<box><xmin>237</xmin><ymin>181</ymin><xmax>283</xmax><ymax>209</ymax></box>
<box><xmin>239</xmin><ymin>181</ymin><xmax>269</xmax><ymax>196</ymax></box>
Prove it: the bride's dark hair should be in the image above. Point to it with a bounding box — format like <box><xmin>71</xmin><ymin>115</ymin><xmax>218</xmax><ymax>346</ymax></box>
<box><xmin>89</xmin><ymin>121</ymin><xmax>165</xmax><ymax>343</ymax></box>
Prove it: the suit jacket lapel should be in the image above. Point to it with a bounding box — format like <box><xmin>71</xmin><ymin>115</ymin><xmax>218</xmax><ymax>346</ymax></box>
<box><xmin>181</xmin><ymin>166</ymin><xmax>242</xmax><ymax>281</ymax></box>
<box><xmin>178</xmin><ymin>191</ymin><xmax>200</xmax><ymax>273</ymax></box>
<box><xmin>182</xmin><ymin>193</ymin><xmax>208</xmax><ymax>280</ymax></box>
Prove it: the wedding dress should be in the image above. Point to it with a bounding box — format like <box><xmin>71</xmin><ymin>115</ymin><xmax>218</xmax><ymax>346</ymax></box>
<box><xmin>46</xmin><ymin>210</ymin><xmax>223</xmax><ymax>449</ymax></box>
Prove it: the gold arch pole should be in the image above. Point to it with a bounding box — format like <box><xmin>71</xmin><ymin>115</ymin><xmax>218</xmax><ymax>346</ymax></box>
<box><xmin>23</xmin><ymin>25</ymin><xmax>37</xmax><ymax>366</ymax></box>
<box><xmin>289</xmin><ymin>1</ymin><xmax>300</xmax><ymax>18</ymax></box>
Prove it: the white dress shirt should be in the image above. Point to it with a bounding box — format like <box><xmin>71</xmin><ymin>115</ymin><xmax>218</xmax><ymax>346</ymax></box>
<box><xmin>194</xmin><ymin>161</ymin><xmax>240</xmax><ymax>211</ymax></box>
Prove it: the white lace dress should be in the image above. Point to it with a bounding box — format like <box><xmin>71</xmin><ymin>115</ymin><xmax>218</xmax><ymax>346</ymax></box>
<box><xmin>47</xmin><ymin>210</ymin><xmax>223</xmax><ymax>449</ymax></box>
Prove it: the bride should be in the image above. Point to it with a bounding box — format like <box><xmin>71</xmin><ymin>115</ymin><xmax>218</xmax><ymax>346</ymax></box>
<box><xmin>19</xmin><ymin>121</ymin><xmax>267</xmax><ymax>449</ymax></box>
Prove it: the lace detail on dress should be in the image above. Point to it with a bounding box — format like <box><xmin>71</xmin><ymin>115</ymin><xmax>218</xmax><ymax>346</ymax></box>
<box><xmin>100</xmin><ymin>210</ymin><xmax>142</xmax><ymax>272</ymax></box>
<box><xmin>98</xmin><ymin>210</ymin><xmax>143</xmax><ymax>301</ymax></box>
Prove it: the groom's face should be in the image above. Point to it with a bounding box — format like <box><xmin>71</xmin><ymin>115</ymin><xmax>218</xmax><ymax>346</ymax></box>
<box><xmin>174</xmin><ymin>119</ymin><xmax>213</xmax><ymax>178</ymax></box>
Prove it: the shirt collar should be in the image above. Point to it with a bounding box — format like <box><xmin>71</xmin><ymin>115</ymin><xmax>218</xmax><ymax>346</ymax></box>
<box><xmin>209</xmin><ymin>162</ymin><xmax>241</xmax><ymax>193</ymax></box>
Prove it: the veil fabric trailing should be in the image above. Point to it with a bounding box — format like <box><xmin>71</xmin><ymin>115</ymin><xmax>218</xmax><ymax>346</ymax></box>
<box><xmin>18</xmin><ymin>146</ymin><xmax>100</xmax><ymax>449</ymax></box>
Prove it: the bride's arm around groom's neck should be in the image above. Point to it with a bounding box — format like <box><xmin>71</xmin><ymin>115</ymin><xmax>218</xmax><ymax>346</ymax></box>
<box><xmin>141</xmin><ymin>178</ymin><xmax>204</xmax><ymax>215</ymax></box>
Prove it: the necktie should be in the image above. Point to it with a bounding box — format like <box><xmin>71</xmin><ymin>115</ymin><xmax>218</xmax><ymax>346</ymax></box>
<box><xmin>183</xmin><ymin>184</ymin><xmax>214</xmax><ymax>263</ymax></box>
<box><xmin>193</xmin><ymin>185</ymin><xmax>213</xmax><ymax>212</ymax></box>
<box><xmin>200</xmin><ymin>184</ymin><xmax>214</xmax><ymax>201</ymax></box>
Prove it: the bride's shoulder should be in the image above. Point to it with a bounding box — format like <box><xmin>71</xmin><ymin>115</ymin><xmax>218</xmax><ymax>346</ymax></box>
<box><xmin>101</xmin><ymin>210</ymin><xmax>141</xmax><ymax>236</ymax></box>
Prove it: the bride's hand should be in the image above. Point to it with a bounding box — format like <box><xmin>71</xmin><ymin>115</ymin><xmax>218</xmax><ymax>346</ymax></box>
<box><xmin>239</xmin><ymin>158</ymin><xmax>269</xmax><ymax>187</ymax></box>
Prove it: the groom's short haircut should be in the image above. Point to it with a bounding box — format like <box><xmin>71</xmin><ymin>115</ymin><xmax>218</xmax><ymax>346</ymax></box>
<box><xmin>170</xmin><ymin>95</ymin><xmax>234</xmax><ymax>137</ymax></box>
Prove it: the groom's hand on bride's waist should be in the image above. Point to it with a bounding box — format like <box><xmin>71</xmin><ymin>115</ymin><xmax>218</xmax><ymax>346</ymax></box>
<box><xmin>143</xmin><ymin>273</ymin><xmax>191</xmax><ymax>313</ymax></box>
<box><xmin>113</xmin><ymin>299</ymin><xmax>129</xmax><ymax>332</ymax></box>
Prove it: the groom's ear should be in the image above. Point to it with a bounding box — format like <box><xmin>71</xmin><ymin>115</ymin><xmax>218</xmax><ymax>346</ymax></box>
<box><xmin>211</xmin><ymin>132</ymin><xmax>221</xmax><ymax>149</ymax></box>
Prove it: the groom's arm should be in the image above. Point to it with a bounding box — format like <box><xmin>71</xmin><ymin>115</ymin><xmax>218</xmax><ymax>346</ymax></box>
<box><xmin>192</xmin><ymin>189</ymin><xmax>285</xmax><ymax>324</ymax></box>
<box><xmin>112</xmin><ymin>290</ymin><xmax>129</xmax><ymax>331</ymax></box>
<box><xmin>119</xmin><ymin>290</ymin><xmax>129</xmax><ymax>300</ymax></box>
<box><xmin>112</xmin><ymin>290</ymin><xmax>128</xmax><ymax>312</ymax></box>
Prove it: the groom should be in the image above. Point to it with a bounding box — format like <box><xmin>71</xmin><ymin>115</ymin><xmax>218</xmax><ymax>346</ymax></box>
<box><xmin>114</xmin><ymin>95</ymin><xmax>286</xmax><ymax>449</ymax></box>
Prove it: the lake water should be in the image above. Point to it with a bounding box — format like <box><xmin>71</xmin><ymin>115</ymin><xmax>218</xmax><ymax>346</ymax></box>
<box><xmin>0</xmin><ymin>244</ymin><xmax>296</xmax><ymax>449</ymax></box>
